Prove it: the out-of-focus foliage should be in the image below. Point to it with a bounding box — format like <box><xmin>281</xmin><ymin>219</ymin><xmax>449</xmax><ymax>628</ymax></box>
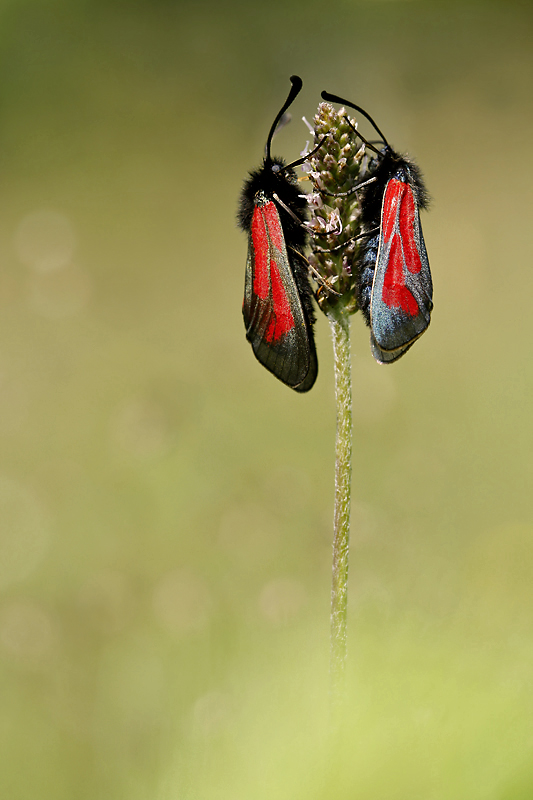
<box><xmin>0</xmin><ymin>1</ymin><xmax>532</xmax><ymax>797</ymax></box>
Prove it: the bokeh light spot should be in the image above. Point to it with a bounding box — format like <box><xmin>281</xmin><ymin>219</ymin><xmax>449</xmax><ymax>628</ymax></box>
<box><xmin>78</xmin><ymin>570</ymin><xmax>134</xmax><ymax>635</ymax></box>
<box><xmin>192</xmin><ymin>691</ymin><xmax>232</xmax><ymax>738</ymax></box>
<box><xmin>153</xmin><ymin>569</ymin><xmax>211</xmax><ymax>636</ymax></box>
<box><xmin>258</xmin><ymin>577</ymin><xmax>306</xmax><ymax>625</ymax></box>
<box><xmin>15</xmin><ymin>210</ymin><xmax>76</xmax><ymax>272</ymax></box>
<box><xmin>29</xmin><ymin>263</ymin><xmax>92</xmax><ymax>318</ymax></box>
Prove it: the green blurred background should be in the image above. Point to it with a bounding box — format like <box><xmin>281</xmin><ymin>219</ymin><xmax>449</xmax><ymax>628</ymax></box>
<box><xmin>1</xmin><ymin>0</ymin><xmax>533</xmax><ymax>797</ymax></box>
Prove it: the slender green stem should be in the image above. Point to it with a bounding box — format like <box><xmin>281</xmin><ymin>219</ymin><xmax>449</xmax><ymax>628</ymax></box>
<box><xmin>306</xmin><ymin>101</ymin><xmax>360</xmax><ymax>711</ymax></box>
<box><xmin>327</xmin><ymin>302</ymin><xmax>352</xmax><ymax>708</ymax></box>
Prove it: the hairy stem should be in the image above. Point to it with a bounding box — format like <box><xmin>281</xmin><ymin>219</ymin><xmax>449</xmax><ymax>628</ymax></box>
<box><xmin>327</xmin><ymin>301</ymin><xmax>352</xmax><ymax>708</ymax></box>
<box><xmin>305</xmin><ymin>102</ymin><xmax>362</xmax><ymax>710</ymax></box>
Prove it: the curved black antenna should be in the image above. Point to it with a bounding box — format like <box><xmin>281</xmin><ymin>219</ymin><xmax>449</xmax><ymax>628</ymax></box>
<box><xmin>342</xmin><ymin>117</ymin><xmax>384</xmax><ymax>158</ymax></box>
<box><xmin>282</xmin><ymin>134</ymin><xmax>328</xmax><ymax>172</ymax></box>
<box><xmin>321</xmin><ymin>90</ymin><xmax>390</xmax><ymax>149</ymax></box>
<box><xmin>266</xmin><ymin>76</ymin><xmax>303</xmax><ymax>163</ymax></box>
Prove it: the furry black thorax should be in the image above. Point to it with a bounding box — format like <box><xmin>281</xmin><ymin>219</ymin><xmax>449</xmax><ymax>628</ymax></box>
<box><xmin>356</xmin><ymin>149</ymin><xmax>429</xmax><ymax>326</ymax></box>
<box><xmin>359</xmin><ymin>149</ymin><xmax>429</xmax><ymax>230</ymax></box>
<box><xmin>237</xmin><ymin>156</ymin><xmax>309</xmax><ymax>251</ymax></box>
<box><xmin>237</xmin><ymin>155</ymin><xmax>315</xmax><ymax>325</ymax></box>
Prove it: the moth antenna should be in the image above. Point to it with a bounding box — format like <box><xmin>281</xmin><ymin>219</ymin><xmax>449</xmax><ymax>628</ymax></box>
<box><xmin>321</xmin><ymin>91</ymin><xmax>390</xmax><ymax>149</ymax></box>
<box><xmin>266</xmin><ymin>76</ymin><xmax>303</xmax><ymax>163</ymax></box>
<box><xmin>283</xmin><ymin>135</ymin><xmax>328</xmax><ymax>171</ymax></box>
<box><xmin>342</xmin><ymin>117</ymin><xmax>384</xmax><ymax>158</ymax></box>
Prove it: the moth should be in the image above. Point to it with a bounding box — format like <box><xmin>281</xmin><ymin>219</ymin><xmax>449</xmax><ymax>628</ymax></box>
<box><xmin>238</xmin><ymin>76</ymin><xmax>324</xmax><ymax>391</ymax></box>
<box><xmin>321</xmin><ymin>91</ymin><xmax>433</xmax><ymax>363</ymax></box>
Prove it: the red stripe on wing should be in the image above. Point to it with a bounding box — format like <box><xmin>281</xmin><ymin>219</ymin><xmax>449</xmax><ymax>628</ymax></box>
<box><xmin>251</xmin><ymin>207</ymin><xmax>270</xmax><ymax>299</ymax></box>
<box><xmin>382</xmin><ymin>179</ymin><xmax>402</xmax><ymax>241</ymax></box>
<box><xmin>398</xmin><ymin>185</ymin><xmax>422</xmax><ymax>275</ymax></box>
<box><xmin>382</xmin><ymin>233</ymin><xmax>418</xmax><ymax>316</ymax></box>
<box><xmin>380</xmin><ymin>179</ymin><xmax>422</xmax><ymax>317</ymax></box>
<box><xmin>265</xmin><ymin>257</ymin><xmax>294</xmax><ymax>341</ymax></box>
<box><xmin>250</xmin><ymin>203</ymin><xmax>295</xmax><ymax>342</ymax></box>
<box><xmin>262</xmin><ymin>201</ymin><xmax>284</xmax><ymax>251</ymax></box>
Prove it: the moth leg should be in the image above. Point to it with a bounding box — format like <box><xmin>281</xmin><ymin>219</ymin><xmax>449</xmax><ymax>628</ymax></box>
<box><xmin>288</xmin><ymin>246</ymin><xmax>341</xmax><ymax>296</ymax></box>
<box><xmin>314</xmin><ymin>226</ymin><xmax>379</xmax><ymax>253</ymax></box>
<box><xmin>320</xmin><ymin>175</ymin><xmax>377</xmax><ymax>199</ymax></box>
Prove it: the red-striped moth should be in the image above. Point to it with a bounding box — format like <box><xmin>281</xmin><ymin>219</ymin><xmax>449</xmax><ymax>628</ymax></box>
<box><xmin>321</xmin><ymin>91</ymin><xmax>433</xmax><ymax>363</ymax></box>
<box><xmin>238</xmin><ymin>76</ymin><xmax>324</xmax><ymax>391</ymax></box>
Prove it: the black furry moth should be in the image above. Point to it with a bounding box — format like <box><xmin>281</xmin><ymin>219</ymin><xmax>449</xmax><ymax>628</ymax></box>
<box><xmin>322</xmin><ymin>91</ymin><xmax>433</xmax><ymax>363</ymax></box>
<box><xmin>238</xmin><ymin>76</ymin><xmax>324</xmax><ymax>391</ymax></box>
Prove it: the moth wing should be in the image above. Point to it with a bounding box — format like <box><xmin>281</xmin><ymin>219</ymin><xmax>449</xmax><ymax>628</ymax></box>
<box><xmin>370</xmin><ymin>179</ymin><xmax>433</xmax><ymax>359</ymax></box>
<box><xmin>370</xmin><ymin>334</ymin><xmax>414</xmax><ymax>365</ymax></box>
<box><xmin>243</xmin><ymin>201</ymin><xmax>317</xmax><ymax>391</ymax></box>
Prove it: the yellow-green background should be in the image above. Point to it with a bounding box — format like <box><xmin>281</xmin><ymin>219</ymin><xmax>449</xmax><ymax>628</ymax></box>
<box><xmin>1</xmin><ymin>1</ymin><xmax>532</xmax><ymax>797</ymax></box>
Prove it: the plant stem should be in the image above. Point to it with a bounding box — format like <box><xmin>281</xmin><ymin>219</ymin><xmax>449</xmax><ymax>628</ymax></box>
<box><xmin>327</xmin><ymin>301</ymin><xmax>352</xmax><ymax>709</ymax></box>
<box><xmin>306</xmin><ymin>101</ymin><xmax>360</xmax><ymax>712</ymax></box>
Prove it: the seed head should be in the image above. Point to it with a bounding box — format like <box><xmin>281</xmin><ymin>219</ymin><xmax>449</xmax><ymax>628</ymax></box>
<box><xmin>305</xmin><ymin>102</ymin><xmax>367</xmax><ymax>314</ymax></box>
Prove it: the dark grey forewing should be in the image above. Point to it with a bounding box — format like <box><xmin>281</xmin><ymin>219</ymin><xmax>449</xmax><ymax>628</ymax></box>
<box><xmin>370</xmin><ymin>181</ymin><xmax>432</xmax><ymax>355</ymax></box>
<box><xmin>370</xmin><ymin>334</ymin><xmax>414</xmax><ymax>364</ymax></box>
<box><xmin>243</xmin><ymin>202</ymin><xmax>316</xmax><ymax>390</ymax></box>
